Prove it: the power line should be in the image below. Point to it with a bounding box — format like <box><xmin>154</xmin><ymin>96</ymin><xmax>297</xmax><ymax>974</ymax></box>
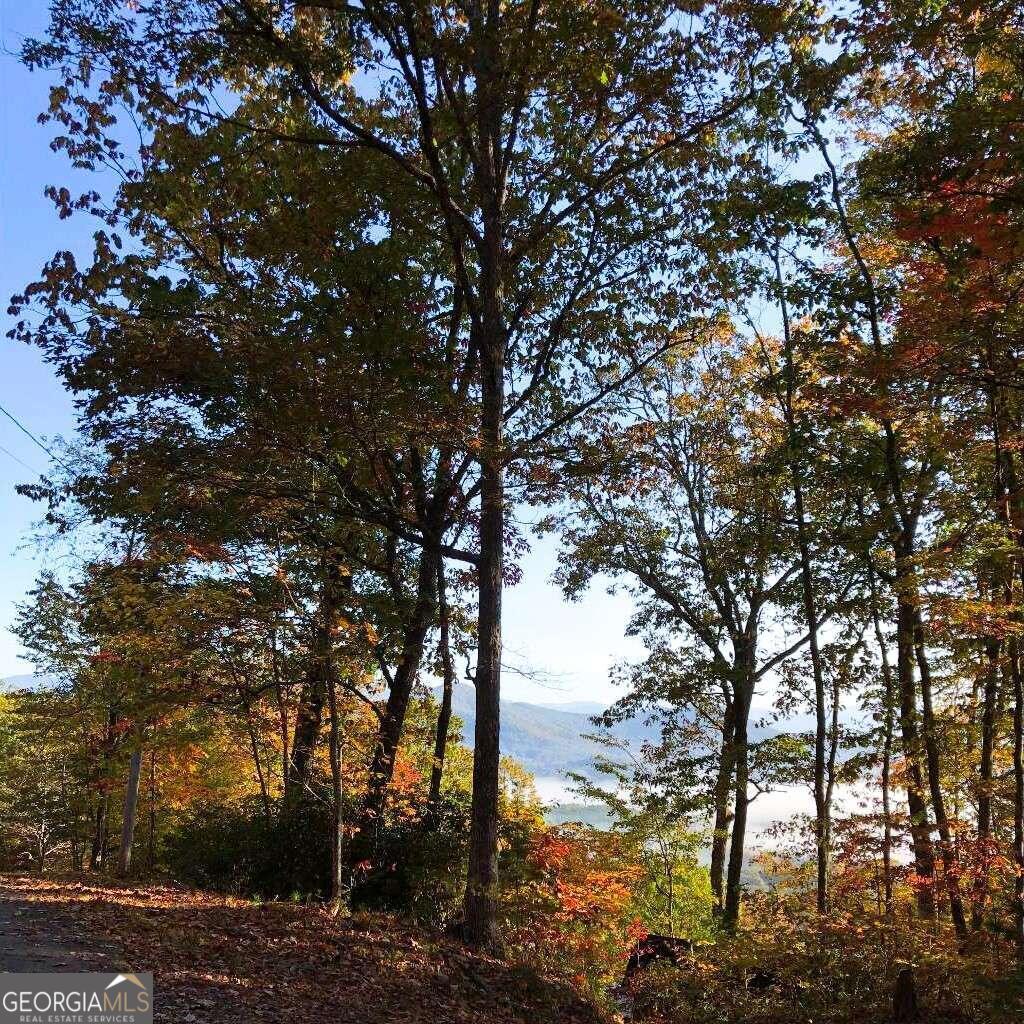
<box><xmin>0</xmin><ymin>401</ymin><xmax>69</xmax><ymax>470</ymax></box>
<box><xmin>0</xmin><ymin>443</ymin><xmax>38</xmax><ymax>474</ymax></box>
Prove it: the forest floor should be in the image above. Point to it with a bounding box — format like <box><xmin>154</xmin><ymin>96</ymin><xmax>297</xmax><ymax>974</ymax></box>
<box><xmin>0</xmin><ymin>874</ymin><xmax>604</xmax><ymax>1024</ymax></box>
<box><xmin>0</xmin><ymin>878</ymin><xmax>115</xmax><ymax>972</ymax></box>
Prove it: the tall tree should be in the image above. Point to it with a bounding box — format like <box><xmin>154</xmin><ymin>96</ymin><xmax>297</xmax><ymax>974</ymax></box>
<box><xmin>20</xmin><ymin>0</ymin><xmax>759</xmax><ymax>946</ymax></box>
<box><xmin>116</xmin><ymin>749</ymin><xmax>143</xmax><ymax>876</ymax></box>
<box><xmin>550</xmin><ymin>332</ymin><xmax>852</xmax><ymax>925</ymax></box>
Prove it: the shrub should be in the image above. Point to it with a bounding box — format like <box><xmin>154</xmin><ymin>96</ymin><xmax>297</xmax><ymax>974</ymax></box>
<box><xmin>630</xmin><ymin>894</ymin><xmax>1024</xmax><ymax>1024</ymax></box>
<box><xmin>163</xmin><ymin>797</ymin><xmax>332</xmax><ymax>899</ymax></box>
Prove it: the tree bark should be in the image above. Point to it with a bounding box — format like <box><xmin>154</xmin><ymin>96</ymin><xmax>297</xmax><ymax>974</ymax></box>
<box><xmin>1011</xmin><ymin>637</ymin><xmax>1024</xmax><ymax>958</ymax></box>
<box><xmin>245</xmin><ymin>708</ymin><xmax>272</xmax><ymax>823</ymax></box>
<box><xmin>463</xmin><ymin>296</ymin><xmax>507</xmax><ymax>949</ymax></box>
<box><xmin>89</xmin><ymin>707</ymin><xmax>119</xmax><ymax>870</ymax></box>
<box><xmin>285</xmin><ymin>664</ymin><xmax>326</xmax><ymax>806</ymax></box>
<box><xmin>116</xmin><ymin>749</ymin><xmax>143</xmax><ymax>877</ymax></box>
<box><xmin>868</xmin><ymin>567</ymin><xmax>896</xmax><ymax>915</ymax></box>
<box><xmin>463</xmin><ymin>36</ymin><xmax>508</xmax><ymax>943</ymax></box>
<box><xmin>464</xmin><ymin>379</ymin><xmax>504</xmax><ymax>948</ymax></box>
<box><xmin>147</xmin><ymin>749</ymin><xmax>156</xmax><ymax>873</ymax></box>
<box><xmin>354</xmin><ymin>546</ymin><xmax>438</xmax><ymax>855</ymax></box>
<box><xmin>972</xmin><ymin>630</ymin><xmax>1000</xmax><ymax>929</ymax></box>
<box><xmin>90</xmin><ymin>791</ymin><xmax>109</xmax><ymax>871</ymax></box>
<box><xmin>427</xmin><ymin>554</ymin><xmax>455</xmax><ymax>816</ymax></box>
<box><xmin>709</xmin><ymin>697</ymin><xmax>735</xmax><ymax>911</ymax></box>
<box><xmin>772</xmin><ymin>246</ymin><xmax>830</xmax><ymax>914</ymax></box>
<box><xmin>724</xmin><ymin>646</ymin><xmax>755</xmax><ymax>928</ymax></box>
<box><xmin>895</xmin><ymin>589</ymin><xmax>937</xmax><ymax>920</ymax></box>
<box><xmin>913</xmin><ymin>612</ymin><xmax>968</xmax><ymax>936</ymax></box>
<box><xmin>988</xmin><ymin>387</ymin><xmax>1023</xmax><ymax>951</ymax></box>
<box><xmin>326</xmin><ymin>659</ymin><xmax>350</xmax><ymax>916</ymax></box>
<box><xmin>270</xmin><ymin>622</ymin><xmax>290</xmax><ymax>787</ymax></box>
<box><xmin>287</xmin><ymin>553</ymin><xmax>346</xmax><ymax>811</ymax></box>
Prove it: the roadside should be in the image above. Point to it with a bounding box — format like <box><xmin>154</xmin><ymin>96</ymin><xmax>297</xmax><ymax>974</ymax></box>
<box><xmin>0</xmin><ymin>878</ymin><xmax>115</xmax><ymax>972</ymax></box>
<box><xmin>0</xmin><ymin>875</ymin><xmax>605</xmax><ymax>1024</ymax></box>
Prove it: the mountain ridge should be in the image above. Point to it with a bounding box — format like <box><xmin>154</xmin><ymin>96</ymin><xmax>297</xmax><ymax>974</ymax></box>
<box><xmin>437</xmin><ymin>682</ymin><xmax>656</xmax><ymax>777</ymax></box>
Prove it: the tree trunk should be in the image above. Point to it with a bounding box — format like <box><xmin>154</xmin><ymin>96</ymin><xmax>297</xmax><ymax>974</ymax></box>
<box><xmin>246</xmin><ymin>708</ymin><xmax>272</xmax><ymax>823</ymax></box>
<box><xmin>895</xmin><ymin>589</ymin><xmax>937</xmax><ymax>920</ymax></box>
<box><xmin>824</xmin><ymin>657</ymin><xmax>842</xmax><ymax>891</ymax></box>
<box><xmin>462</xmin><ymin>43</ymin><xmax>508</xmax><ymax>940</ymax></box>
<box><xmin>326</xmin><ymin>661</ymin><xmax>350</xmax><ymax>916</ymax></box>
<box><xmin>428</xmin><ymin>554</ymin><xmax>455</xmax><ymax>817</ymax></box>
<box><xmin>772</xmin><ymin>246</ymin><xmax>829</xmax><ymax>914</ymax></box>
<box><xmin>90</xmin><ymin>707</ymin><xmax>119</xmax><ymax>870</ymax></box>
<box><xmin>868</xmin><ymin>571</ymin><xmax>896</xmax><ymax>915</ymax></box>
<box><xmin>989</xmin><ymin>388</ymin><xmax>1023</xmax><ymax>953</ymax></box>
<box><xmin>724</xmin><ymin>649</ymin><xmax>755</xmax><ymax>928</ymax></box>
<box><xmin>913</xmin><ymin>612</ymin><xmax>968</xmax><ymax>937</ymax></box>
<box><xmin>813</xmin><ymin>120</ymin><xmax>939</xmax><ymax>922</ymax></box>
<box><xmin>285</xmin><ymin>666</ymin><xmax>326</xmax><ymax>806</ymax></box>
<box><xmin>100</xmin><ymin>816</ymin><xmax>112</xmax><ymax>868</ymax></box>
<box><xmin>709</xmin><ymin>697</ymin><xmax>735</xmax><ymax>911</ymax></box>
<box><xmin>893</xmin><ymin>967</ymin><xmax>918</xmax><ymax>1023</ymax></box>
<box><xmin>270</xmin><ymin>623</ymin><xmax>290</xmax><ymax>787</ymax></box>
<box><xmin>1011</xmin><ymin>637</ymin><xmax>1024</xmax><ymax>958</ymax></box>
<box><xmin>90</xmin><ymin>791</ymin><xmax>109</xmax><ymax>871</ymax></box>
<box><xmin>117</xmin><ymin>749</ymin><xmax>143</xmax><ymax>877</ymax></box>
<box><xmin>972</xmin><ymin>631</ymin><xmax>1000</xmax><ymax>930</ymax></box>
<box><xmin>287</xmin><ymin>554</ymin><xmax>346</xmax><ymax>812</ymax></box>
<box><xmin>464</xmin><ymin>308</ymin><xmax>507</xmax><ymax>951</ymax></box>
<box><xmin>807</xmin><ymin>552</ymin><xmax>829</xmax><ymax>916</ymax></box>
<box><xmin>354</xmin><ymin>547</ymin><xmax>438</xmax><ymax>857</ymax></box>
<box><xmin>147</xmin><ymin>750</ymin><xmax>156</xmax><ymax>873</ymax></box>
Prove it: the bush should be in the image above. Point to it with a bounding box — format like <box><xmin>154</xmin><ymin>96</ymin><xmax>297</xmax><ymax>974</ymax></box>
<box><xmin>160</xmin><ymin>748</ymin><xmax>548</xmax><ymax>933</ymax></box>
<box><xmin>350</xmin><ymin>794</ymin><xmax>470</xmax><ymax>925</ymax></box>
<box><xmin>350</xmin><ymin>789</ymin><xmax>540</xmax><ymax>928</ymax></box>
<box><xmin>163</xmin><ymin>797</ymin><xmax>332</xmax><ymax>899</ymax></box>
<box><xmin>629</xmin><ymin>895</ymin><xmax>1024</xmax><ymax>1024</ymax></box>
<box><xmin>162</xmin><ymin>789</ymin><xmax>475</xmax><ymax>920</ymax></box>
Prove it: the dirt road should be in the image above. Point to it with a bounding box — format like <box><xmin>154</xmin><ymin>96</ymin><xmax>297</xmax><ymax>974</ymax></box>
<box><xmin>0</xmin><ymin>880</ymin><xmax>113</xmax><ymax>972</ymax></box>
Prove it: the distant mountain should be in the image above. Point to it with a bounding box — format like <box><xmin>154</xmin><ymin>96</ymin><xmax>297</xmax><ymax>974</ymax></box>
<box><xmin>3</xmin><ymin>674</ymin><xmax>647</xmax><ymax>779</ymax></box>
<box><xmin>436</xmin><ymin>685</ymin><xmax>799</xmax><ymax>789</ymax></box>
<box><xmin>533</xmin><ymin>699</ymin><xmax>608</xmax><ymax>716</ymax></box>
<box><xmin>1</xmin><ymin>674</ymin><xmax>51</xmax><ymax>692</ymax></box>
<box><xmin>544</xmin><ymin>802</ymin><xmax>614</xmax><ymax>828</ymax></box>
<box><xmin>438</xmin><ymin>683</ymin><xmax>658</xmax><ymax>778</ymax></box>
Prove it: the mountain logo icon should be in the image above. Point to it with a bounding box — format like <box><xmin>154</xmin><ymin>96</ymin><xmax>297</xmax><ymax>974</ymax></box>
<box><xmin>105</xmin><ymin>973</ymin><xmax>147</xmax><ymax>991</ymax></box>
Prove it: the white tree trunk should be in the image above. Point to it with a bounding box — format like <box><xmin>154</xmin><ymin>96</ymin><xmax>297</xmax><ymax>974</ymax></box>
<box><xmin>117</xmin><ymin>750</ymin><xmax>143</xmax><ymax>877</ymax></box>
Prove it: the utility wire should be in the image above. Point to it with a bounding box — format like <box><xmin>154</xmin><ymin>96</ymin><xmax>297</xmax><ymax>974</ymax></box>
<box><xmin>0</xmin><ymin>443</ymin><xmax>38</xmax><ymax>474</ymax></box>
<box><xmin>0</xmin><ymin>401</ymin><xmax>69</xmax><ymax>470</ymax></box>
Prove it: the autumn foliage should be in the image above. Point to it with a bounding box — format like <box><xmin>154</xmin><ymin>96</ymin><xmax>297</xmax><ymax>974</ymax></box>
<box><xmin>4</xmin><ymin>0</ymin><xmax>1024</xmax><ymax>1020</ymax></box>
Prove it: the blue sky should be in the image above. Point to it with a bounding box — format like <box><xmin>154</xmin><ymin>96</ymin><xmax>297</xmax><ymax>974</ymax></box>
<box><xmin>0</xmin><ymin>0</ymin><xmax>644</xmax><ymax>702</ymax></box>
<box><xmin>1</xmin><ymin>0</ymin><xmax>82</xmax><ymax>677</ymax></box>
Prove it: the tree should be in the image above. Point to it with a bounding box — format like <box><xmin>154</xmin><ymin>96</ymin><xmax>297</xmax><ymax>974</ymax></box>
<box><xmin>850</xmin><ymin>0</ymin><xmax>1024</xmax><ymax>949</ymax></box>
<box><xmin>568</xmin><ymin>735</ymin><xmax>714</xmax><ymax>939</ymax></box>
<box><xmin>549</xmin><ymin>330</ymin><xmax>855</xmax><ymax>926</ymax></box>
<box><xmin>19</xmin><ymin>0</ymin><xmax>761</xmax><ymax>946</ymax></box>
<box><xmin>0</xmin><ymin>690</ymin><xmax>92</xmax><ymax>872</ymax></box>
